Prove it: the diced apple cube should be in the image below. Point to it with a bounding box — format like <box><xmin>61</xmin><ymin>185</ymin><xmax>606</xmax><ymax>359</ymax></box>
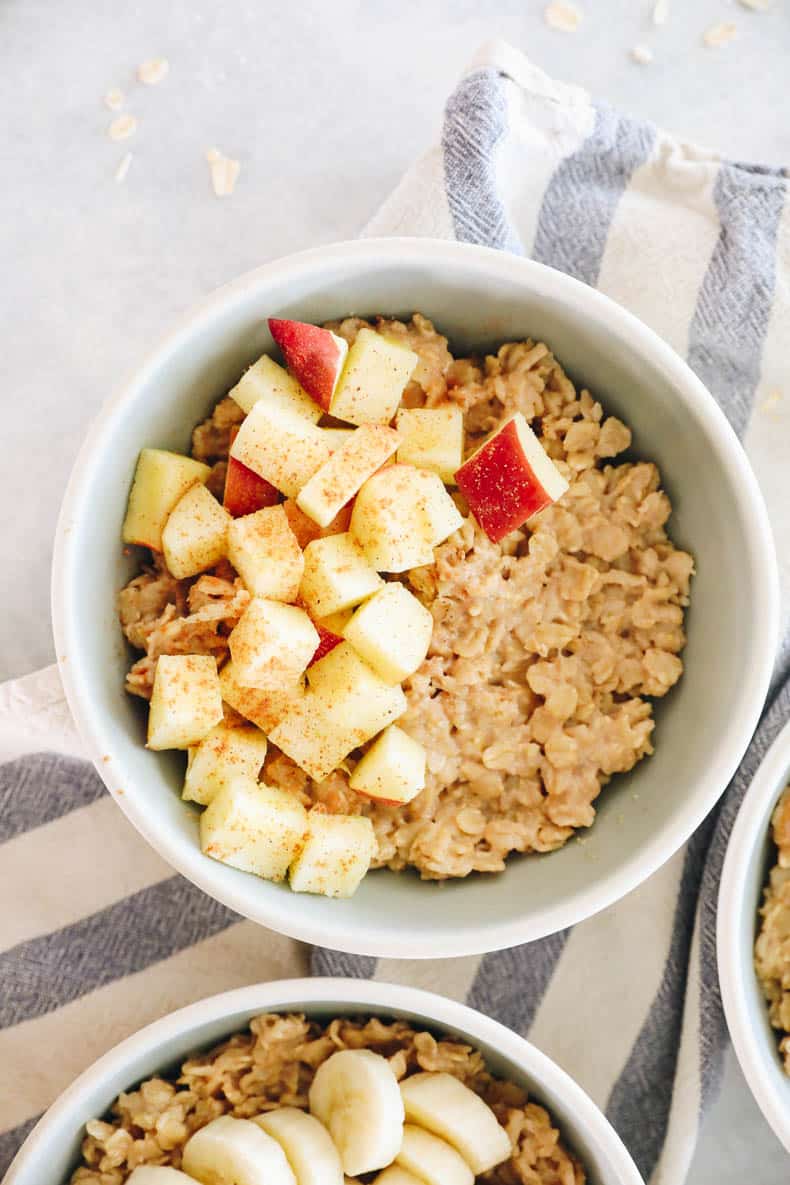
<box><xmin>219</xmin><ymin>661</ymin><xmax>304</xmax><ymax>732</ymax></box>
<box><xmin>323</xmin><ymin>428</ymin><xmax>356</xmax><ymax>450</ymax></box>
<box><xmin>396</xmin><ymin>404</ymin><xmax>464</xmax><ymax>484</ymax></box>
<box><xmin>228</xmin><ymin>353</ymin><xmax>322</xmax><ymax>422</ymax></box>
<box><xmin>454</xmin><ymin>412</ymin><xmax>569</xmax><ymax>543</ymax></box>
<box><xmin>161</xmin><ymin>482</ymin><xmax>230</xmax><ymax>579</ymax></box>
<box><xmin>270</xmin><ymin>644</ymin><xmax>407</xmax><ymax>780</ymax></box>
<box><xmin>349</xmin><ymin>725</ymin><xmax>426</xmax><ymax>804</ymax></box>
<box><xmin>229</xmin><ymin>598</ymin><xmax>319</xmax><ymax>690</ymax></box>
<box><xmin>307</xmin><ymin>643</ymin><xmax>407</xmax><ymax>739</ymax></box>
<box><xmin>342</xmin><ymin>582</ymin><xmax>433</xmax><ymax>684</ymax></box>
<box><xmin>269</xmin><ymin>317</ymin><xmax>349</xmax><ymax>413</ymax></box>
<box><xmin>200</xmin><ymin>775</ymin><xmax>308</xmax><ymax>880</ymax></box>
<box><xmin>282</xmin><ymin>499</ymin><xmax>353</xmax><ymax>548</ymax></box>
<box><xmin>299</xmin><ymin>533</ymin><xmax>383</xmax><ymax>619</ymax></box>
<box><xmin>289</xmin><ymin>812</ymin><xmax>377</xmax><ymax>897</ymax></box>
<box><xmin>231</xmin><ymin>400</ymin><xmax>332</xmax><ymax>499</ymax></box>
<box><xmin>147</xmin><ymin>654</ymin><xmax>223</xmax><ymax>750</ymax></box>
<box><xmin>296</xmin><ymin>424</ymin><xmax>401</xmax><ymax>528</ymax></box>
<box><xmin>317</xmin><ymin>608</ymin><xmax>354</xmax><ymax>634</ymax></box>
<box><xmin>122</xmin><ymin>449</ymin><xmax>211</xmax><ymax>551</ymax></box>
<box><xmin>183</xmin><ymin>720</ymin><xmax>269</xmax><ymax>806</ymax></box>
<box><xmin>350</xmin><ymin>465</ymin><xmax>463</xmax><ymax>573</ymax></box>
<box><xmin>227</xmin><ymin>504</ymin><xmax>304</xmax><ymax>601</ymax></box>
<box><xmin>330</xmin><ymin>328</ymin><xmax>418</xmax><ymax>426</ymax></box>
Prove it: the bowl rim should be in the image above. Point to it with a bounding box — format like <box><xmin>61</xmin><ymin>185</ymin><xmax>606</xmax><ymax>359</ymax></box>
<box><xmin>51</xmin><ymin>235</ymin><xmax>781</xmax><ymax>957</ymax></box>
<box><xmin>4</xmin><ymin>976</ymin><xmax>645</xmax><ymax>1185</ymax></box>
<box><xmin>717</xmin><ymin>714</ymin><xmax>790</xmax><ymax>1154</ymax></box>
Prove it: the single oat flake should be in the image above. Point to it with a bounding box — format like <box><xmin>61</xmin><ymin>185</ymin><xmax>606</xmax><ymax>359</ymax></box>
<box><xmin>544</xmin><ymin>2</ymin><xmax>582</xmax><ymax>32</ymax></box>
<box><xmin>206</xmin><ymin>148</ymin><xmax>240</xmax><ymax>197</ymax></box>
<box><xmin>652</xmin><ymin>0</ymin><xmax>669</xmax><ymax>26</ymax></box>
<box><xmin>703</xmin><ymin>22</ymin><xmax>737</xmax><ymax>47</ymax></box>
<box><xmin>138</xmin><ymin>57</ymin><xmax>169</xmax><ymax>85</ymax></box>
<box><xmin>104</xmin><ymin>88</ymin><xmax>124</xmax><ymax>111</ymax></box>
<box><xmin>108</xmin><ymin>114</ymin><xmax>138</xmax><ymax>141</ymax></box>
<box><xmin>115</xmin><ymin>152</ymin><xmax>133</xmax><ymax>183</ymax></box>
<box><xmin>631</xmin><ymin>44</ymin><xmax>654</xmax><ymax>64</ymax></box>
<box><xmin>760</xmin><ymin>388</ymin><xmax>783</xmax><ymax>416</ymax></box>
<box><xmin>739</xmin><ymin>0</ymin><xmax>770</xmax><ymax>9</ymax></box>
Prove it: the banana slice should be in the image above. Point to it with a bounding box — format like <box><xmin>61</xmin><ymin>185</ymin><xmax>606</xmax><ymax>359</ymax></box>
<box><xmin>127</xmin><ymin>1171</ymin><xmax>199</xmax><ymax>1184</ymax></box>
<box><xmin>400</xmin><ymin>1071</ymin><xmax>512</xmax><ymax>1173</ymax></box>
<box><xmin>182</xmin><ymin>1115</ymin><xmax>296</xmax><ymax>1185</ymax></box>
<box><xmin>373</xmin><ymin>1170</ymin><xmax>423</xmax><ymax>1185</ymax></box>
<box><xmin>395</xmin><ymin>1124</ymin><xmax>472</xmax><ymax>1185</ymax></box>
<box><xmin>255</xmin><ymin>1107</ymin><xmax>344</xmax><ymax>1185</ymax></box>
<box><xmin>309</xmin><ymin>1049</ymin><xmax>404</xmax><ymax>1176</ymax></box>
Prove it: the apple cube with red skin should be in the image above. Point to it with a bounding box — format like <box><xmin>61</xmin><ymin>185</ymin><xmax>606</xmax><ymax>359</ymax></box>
<box><xmin>296</xmin><ymin>424</ymin><xmax>401</xmax><ymax>528</ymax></box>
<box><xmin>455</xmin><ymin>413</ymin><xmax>569</xmax><ymax>543</ymax></box>
<box><xmin>281</xmin><ymin>498</ymin><xmax>353</xmax><ymax>549</ymax></box>
<box><xmin>268</xmin><ymin>318</ymin><xmax>349</xmax><ymax>414</ymax></box>
<box><xmin>309</xmin><ymin>622</ymin><xmax>344</xmax><ymax>667</ymax></box>
<box><xmin>227</xmin><ymin>504</ymin><xmax>304</xmax><ymax>601</ymax></box>
<box><xmin>349</xmin><ymin>725</ymin><xmax>426</xmax><ymax>805</ymax></box>
<box><xmin>224</xmin><ymin>426</ymin><xmax>280</xmax><ymax>517</ymax></box>
<box><xmin>219</xmin><ymin>661</ymin><xmax>304</xmax><ymax>733</ymax></box>
<box><xmin>228</xmin><ymin>353</ymin><xmax>322</xmax><ymax>422</ymax></box>
<box><xmin>122</xmin><ymin>449</ymin><xmax>212</xmax><ymax>552</ymax></box>
<box><xmin>229</xmin><ymin>598</ymin><xmax>319</xmax><ymax>690</ymax></box>
<box><xmin>231</xmin><ymin>400</ymin><xmax>332</xmax><ymax>499</ymax></box>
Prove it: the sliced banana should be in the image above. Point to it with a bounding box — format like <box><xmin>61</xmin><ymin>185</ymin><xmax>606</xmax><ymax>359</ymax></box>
<box><xmin>127</xmin><ymin>1171</ymin><xmax>199</xmax><ymax>1184</ymax></box>
<box><xmin>395</xmin><ymin>1124</ymin><xmax>472</xmax><ymax>1185</ymax></box>
<box><xmin>400</xmin><ymin>1071</ymin><xmax>512</xmax><ymax>1174</ymax></box>
<box><xmin>182</xmin><ymin>1115</ymin><xmax>296</xmax><ymax>1185</ymax></box>
<box><xmin>254</xmin><ymin>1107</ymin><xmax>344</xmax><ymax>1185</ymax></box>
<box><xmin>309</xmin><ymin>1049</ymin><xmax>404</xmax><ymax>1176</ymax></box>
<box><xmin>373</xmin><ymin>1170</ymin><xmax>424</xmax><ymax>1185</ymax></box>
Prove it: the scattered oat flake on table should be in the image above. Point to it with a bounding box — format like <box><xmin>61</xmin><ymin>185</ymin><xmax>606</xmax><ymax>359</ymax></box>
<box><xmin>631</xmin><ymin>44</ymin><xmax>654</xmax><ymax>64</ymax></box>
<box><xmin>138</xmin><ymin>57</ymin><xmax>169</xmax><ymax>85</ymax></box>
<box><xmin>739</xmin><ymin>0</ymin><xmax>770</xmax><ymax>9</ymax></box>
<box><xmin>544</xmin><ymin>2</ymin><xmax>582</xmax><ymax>32</ymax></box>
<box><xmin>115</xmin><ymin>152</ymin><xmax>133</xmax><ymax>183</ymax></box>
<box><xmin>206</xmin><ymin>148</ymin><xmax>240</xmax><ymax>197</ymax></box>
<box><xmin>104</xmin><ymin>88</ymin><xmax>124</xmax><ymax>111</ymax></box>
<box><xmin>703</xmin><ymin>22</ymin><xmax>737</xmax><ymax>47</ymax></box>
<box><xmin>108</xmin><ymin>114</ymin><xmax>137</xmax><ymax>141</ymax></box>
<box><xmin>652</xmin><ymin>0</ymin><xmax>669</xmax><ymax>26</ymax></box>
<box><xmin>760</xmin><ymin>388</ymin><xmax>782</xmax><ymax>416</ymax></box>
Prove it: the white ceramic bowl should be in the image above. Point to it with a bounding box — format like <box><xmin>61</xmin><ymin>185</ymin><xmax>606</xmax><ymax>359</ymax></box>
<box><xmin>51</xmin><ymin>237</ymin><xmax>780</xmax><ymax>957</ymax></box>
<box><xmin>718</xmin><ymin>715</ymin><xmax>790</xmax><ymax>1153</ymax></box>
<box><xmin>5</xmin><ymin>977</ymin><xmax>644</xmax><ymax>1185</ymax></box>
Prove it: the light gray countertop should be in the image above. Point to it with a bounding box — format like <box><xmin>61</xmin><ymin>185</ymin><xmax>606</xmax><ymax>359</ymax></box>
<box><xmin>2</xmin><ymin>0</ymin><xmax>787</xmax><ymax>1179</ymax></box>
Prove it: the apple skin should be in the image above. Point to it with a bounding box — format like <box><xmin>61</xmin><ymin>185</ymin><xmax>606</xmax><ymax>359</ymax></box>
<box><xmin>268</xmin><ymin>317</ymin><xmax>346</xmax><ymax>413</ymax></box>
<box><xmin>308</xmin><ymin>622</ymin><xmax>344</xmax><ymax>667</ymax></box>
<box><xmin>455</xmin><ymin>418</ymin><xmax>557</xmax><ymax>543</ymax></box>
<box><xmin>223</xmin><ymin>455</ymin><xmax>280</xmax><ymax>517</ymax></box>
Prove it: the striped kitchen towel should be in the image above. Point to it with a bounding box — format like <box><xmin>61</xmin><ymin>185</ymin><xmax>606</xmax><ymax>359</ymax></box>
<box><xmin>2</xmin><ymin>41</ymin><xmax>789</xmax><ymax>1185</ymax></box>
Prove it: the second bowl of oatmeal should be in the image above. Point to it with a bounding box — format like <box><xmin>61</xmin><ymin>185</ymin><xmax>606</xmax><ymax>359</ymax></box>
<box><xmin>718</xmin><ymin>711</ymin><xmax>790</xmax><ymax>1154</ymax></box>
<box><xmin>52</xmin><ymin>238</ymin><xmax>779</xmax><ymax>956</ymax></box>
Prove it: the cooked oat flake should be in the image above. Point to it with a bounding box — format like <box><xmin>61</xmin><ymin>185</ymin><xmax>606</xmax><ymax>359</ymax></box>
<box><xmin>703</xmin><ymin>22</ymin><xmax>737</xmax><ymax>47</ymax></box>
<box><xmin>108</xmin><ymin>114</ymin><xmax>138</xmax><ymax>141</ymax></box>
<box><xmin>544</xmin><ymin>2</ymin><xmax>582</xmax><ymax>32</ymax></box>
<box><xmin>115</xmin><ymin>153</ymin><xmax>133</xmax><ymax>183</ymax></box>
<box><xmin>631</xmin><ymin>45</ymin><xmax>654</xmax><ymax>64</ymax></box>
<box><xmin>138</xmin><ymin>57</ymin><xmax>169</xmax><ymax>85</ymax></box>
<box><xmin>206</xmin><ymin>148</ymin><xmax>241</xmax><ymax>197</ymax></box>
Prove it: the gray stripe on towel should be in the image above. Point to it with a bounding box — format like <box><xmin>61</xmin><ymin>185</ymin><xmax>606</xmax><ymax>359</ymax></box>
<box><xmin>604</xmin><ymin>819</ymin><xmax>716</xmax><ymax>1181</ymax></box>
<box><xmin>442</xmin><ymin>69</ymin><xmax>523</xmax><ymax>254</ymax></box>
<box><xmin>0</xmin><ymin>876</ymin><xmax>237</xmax><ymax>1029</ymax></box>
<box><xmin>0</xmin><ymin>753</ymin><xmax>106</xmax><ymax>844</ymax></box>
<box><xmin>311</xmin><ymin>949</ymin><xmax>378</xmax><ymax>979</ymax></box>
<box><xmin>532</xmin><ymin>103</ymin><xmax>656</xmax><ymax>286</ymax></box>
<box><xmin>466</xmin><ymin>931</ymin><xmax>569</xmax><ymax>1035</ymax></box>
<box><xmin>687</xmin><ymin>163</ymin><xmax>787</xmax><ymax>436</ymax></box>
<box><xmin>0</xmin><ymin>1114</ymin><xmax>40</xmax><ymax>1178</ymax></box>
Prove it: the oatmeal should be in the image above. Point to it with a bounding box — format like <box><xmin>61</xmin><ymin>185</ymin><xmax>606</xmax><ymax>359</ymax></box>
<box><xmin>71</xmin><ymin>1012</ymin><xmax>584</xmax><ymax>1184</ymax></box>
<box><xmin>118</xmin><ymin>313</ymin><xmax>692</xmax><ymax>888</ymax></box>
<box><xmin>755</xmin><ymin>784</ymin><xmax>790</xmax><ymax>1072</ymax></box>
